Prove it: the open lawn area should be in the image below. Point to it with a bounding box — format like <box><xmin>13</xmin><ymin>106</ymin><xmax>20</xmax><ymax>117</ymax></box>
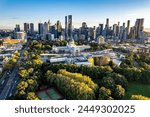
<box><xmin>124</xmin><ymin>82</ymin><xmax>150</xmax><ymax>100</ymax></box>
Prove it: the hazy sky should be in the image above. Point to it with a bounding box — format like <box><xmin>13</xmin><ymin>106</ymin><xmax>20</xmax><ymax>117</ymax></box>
<box><xmin>0</xmin><ymin>0</ymin><xmax>150</xmax><ymax>29</ymax></box>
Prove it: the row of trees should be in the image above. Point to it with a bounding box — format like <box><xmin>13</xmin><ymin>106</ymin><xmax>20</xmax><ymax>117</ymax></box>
<box><xmin>57</xmin><ymin>69</ymin><xmax>98</xmax><ymax>92</ymax></box>
<box><xmin>16</xmin><ymin>67</ymin><xmax>40</xmax><ymax>100</ymax></box>
<box><xmin>46</xmin><ymin>70</ymin><xmax>96</xmax><ymax>100</ymax></box>
<box><xmin>44</xmin><ymin>63</ymin><xmax>113</xmax><ymax>80</ymax></box>
<box><xmin>15</xmin><ymin>49</ymin><xmax>43</xmax><ymax>100</ymax></box>
<box><xmin>3</xmin><ymin>51</ymin><xmax>20</xmax><ymax>71</ymax></box>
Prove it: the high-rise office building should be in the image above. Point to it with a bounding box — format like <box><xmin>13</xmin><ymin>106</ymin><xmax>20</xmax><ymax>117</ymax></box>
<box><xmin>105</xmin><ymin>18</ymin><xmax>109</xmax><ymax>36</ymax></box>
<box><xmin>24</xmin><ymin>23</ymin><xmax>29</xmax><ymax>33</ymax></box>
<box><xmin>113</xmin><ymin>24</ymin><xmax>117</xmax><ymax>37</ymax></box>
<box><xmin>30</xmin><ymin>23</ymin><xmax>34</xmax><ymax>34</ymax></box>
<box><xmin>48</xmin><ymin>20</ymin><xmax>51</xmax><ymax>31</ymax></box>
<box><xmin>106</xmin><ymin>18</ymin><xmax>109</xmax><ymax>27</ymax></box>
<box><xmin>116</xmin><ymin>22</ymin><xmax>120</xmax><ymax>37</ymax></box>
<box><xmin>15</xmin><ymin>24</ymin><xmax>20</xmax><ymax>32</ymax></box>
<box><xmin>127</xmin><ymin>20</ymin><xmax>130</xmax><ymax>36</ymax></box>
<box><xmin>129</xmin><ymin>26</ymin><xmax>136</xmax><ymax>39</ymax></box>
<box><xmin>43</xmin><ymin>22</ymin><xmax>49</xmax><ymax>35</ymax></box>
<box><xmin>96</xmin><ymin>24</ymin><xmax>103</xmax><ymax>38</ymax></box>
<box><xmin>123</xmin><ymin>23</ymin><xmax>126</xmax><ymax>30</ymax></box>
<box><xmin>56</xmin><ymin>20</ymin><xmax>62</xmax><ymax>38</ymax></box>
<box><xmin>65</xmin><ymin>16</ymin><xmax>68</xmax><ymax>38</ymax></box>
<box><xmin>93</xmin><ymin>26</ymin><xmax>96</xmax><ymax>40</ymax></box>
<box><xmin>80</xmin><ymin>22</ymin><xmax>88</xmax><ymax>39</ymax></box>
<box><xmin>122</xmin><ymin>23</ymin><xmax>126</xmax><ymax>40</ymax></box>
<box><xmin>135</xmin><ymin>18</ymin><xmax>144</xmax><ymax>39</ymax></box>
<box><xmin>68</xmin><ymin>15</ymin><xmax>73</xmax><ymax>39</ymax></box>
<box><xmin>56</xmin><ymin>20</ymin><xmax>62</xmax><ymax>33</ymax></box>
<box><xmin>38</xmin><ymin>23</ymin><xmax>43</xmax><ymax>35</ymax></box>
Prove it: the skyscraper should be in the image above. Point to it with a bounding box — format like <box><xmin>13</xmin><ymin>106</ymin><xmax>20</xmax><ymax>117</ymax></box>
<box><xmin>81</xmin><ymin>22</ymin><xmax>88</xmax><ymax>39</ymax></box>
<box><xmin>96</xmin><ymin>24</ymin><xmax>103</xmax><ymax>37</ymax></box>
<box><xmin>116</xmin><ymin>22</ymin><xmax>120</xmax><ymax>37</ymax></box>
<box><xmin>56</xmin><ymin>20</ymin><xmax>62</xmax><ymax>38</ymax></box>
<box><xmin>48</xmin><ymin>20</ymin><xmax>51</xmax><ymax>31</ymax></box>
<box><xmin>113</xmin><ymin>24</ymin><xmax>117</xmax><ymax>37</ymax></box>
<box><xmin>68</xmin><ymin>15</ymin><xmax>73</xmax><ymax>39</ymax></box>
<box><xmin>38</xmin><ymin>23</ymin><xmax>43</xmax><ymax>35</ymax></box>
<box><xmin>106</xmin><ymin>18</ymin><xmax>109</xmax><ymax>28</ymax></box>
<box><xmin>127</xmin><ymin>20</ymin><xmax>130</xmax><ymax>36</ymax></box>
<box><xmin>24</xmin><ymin>23</ymin><xmax>29</xmax><ymax>33</ymax></box>
<box><xmin>105</xmin><ymin>18</ymin><xmax>109</xmax><ymax>36</ymax></box>
<box><xmin>15</xmin><ymin>24</ymin><xmax>20</xmax><ymax>32</ymax></box>
<box><xmin>30</xmin><ymin>23</ymin><xmax>34</xmax><ymax>34</ymax></box>
<box><xmin>122</xmin><ymin>23</ymin><xmax>126</xmax><ymax>41</ymax></box>
<box><xmin>135</xmin><ymin>18</ymin><xmax>144</xmax><ymax>39</ymax></box>
<box><xmin>65</xmin><ymin>16</ymin><xmax>68</xmax><ymax>38</ymax></box>
<box><xmin>43</xmin><ymin>22</ymin><xmax>49</xmax><ymax>35</ymax></box>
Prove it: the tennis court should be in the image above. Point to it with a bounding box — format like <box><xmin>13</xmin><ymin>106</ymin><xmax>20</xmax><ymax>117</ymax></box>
<box><xmin>37</xmin><ymin>87</ymin><xmax>64</xmax><ymax>100</ymax></box>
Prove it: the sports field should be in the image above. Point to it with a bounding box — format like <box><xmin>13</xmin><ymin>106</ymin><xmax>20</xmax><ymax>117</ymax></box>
<box><xmin>37</xmin><ymin>88</ymin><xmax>64</xmax><ymax>100</ymax></box>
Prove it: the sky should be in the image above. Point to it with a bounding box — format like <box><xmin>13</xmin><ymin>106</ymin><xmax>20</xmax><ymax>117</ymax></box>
<box><xmin>0</xmin><ymin>0</ymin><xmax>150</xmax><ymax>30</ymax></box>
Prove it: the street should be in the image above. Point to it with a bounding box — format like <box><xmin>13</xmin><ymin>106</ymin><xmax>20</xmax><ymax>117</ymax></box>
<box><xmin>0</xmin><ymin>42</ymin><xmax>28</xmax><ymax>100</ymax></box>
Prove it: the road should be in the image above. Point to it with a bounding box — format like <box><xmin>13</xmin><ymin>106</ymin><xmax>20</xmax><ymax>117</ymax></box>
<box><xmin>0</xmin><ymin>42</ymin><xmax>28</xmax><ymax>100</ymax></box>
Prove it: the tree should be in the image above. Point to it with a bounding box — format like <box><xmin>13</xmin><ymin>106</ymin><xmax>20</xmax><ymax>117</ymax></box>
<box><xmin>18</xmin><ymin>69</ymin><xmax>29</xmax><ymax>78</ymax></box>
<box><xmin>27</xmin><ymin>79</ymin><xmax>38</xmax><ymax>92</ymax></box>
<box><xmin>113</xmin><ymin>85</ymin><xmax>125</xmax><ymax>99</ymax></box>
<box><xmin>94</xmin><ymin>56</ymin><xmax>110</xmax><ymax>66</ymax></box>
<box><xmin>26</xmin><ymin>92</ymin><xmax>39</xmax><ymax>100</ymax></box>
<box><xmin>3</xmin><ymin>63</ymin><xmax>13</xmax><ymax>71</ymax></box>
<box><xmin>99</xmin><ymin>87</ymin><xmax>113</xmax><ymax>100</ymax></box>
<box><xmin>131</xmin><ymin>95</ymin><xmax>150</xmax><ymax>100</ymax></box>
<box><xmin>107</xmin><ymin>73</ymin><xmax>128</xmax><ymax>90</ymax></box>
<box><xmin>88</xmin><ymin>58</ymin><xmax>94</xmax><ymax>66</ymax></box>
<box><xmin>17</xmin><ymin>81</ymin><xmax>28</xmax><ymax>91</ymax></box>
<box><xmin>14</xmin><ymin>51</ymin><xmax>20</xmax><ymax>57</ymax></box>
<box><xmin>100</xmin><ymin>77</ymin><xmax>115</xmax><ymax>89</ymax></box>
<box><xmin>24</xmin><ymin>50</ymin><xmax>28</xmax><ymax>57</ymax></box>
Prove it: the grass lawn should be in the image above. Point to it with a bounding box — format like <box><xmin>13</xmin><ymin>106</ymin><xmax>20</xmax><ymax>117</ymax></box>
<box><xmin>124</xmin><ymin>82</ymin><xmax>150</xmax><ymax>100</ymax></box>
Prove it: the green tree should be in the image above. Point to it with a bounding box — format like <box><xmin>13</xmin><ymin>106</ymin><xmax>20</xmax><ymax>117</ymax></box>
<box><xmin>99</xmin><ymin>87</ymin><xmax>113</xmax><ymax>100</ymax></box>
<box><xmin>100</xmin><ymin>77</ymin><xmax>115</xmax><ymax>89</ymax></box>
<box><xmin>18</xmin><ymin>69</ymin><xmax>29</xmax><ymax>78</ymax></box>
<box><xmin>131</xmin><ymin>95</ymin><xmax>150</xmax><ymax>100</ymax></box>
<box><xmin>113</xmin><ymin>85</ymin><xmax>125</xmax><ymax>99</ymax></box>
<box><xmin>26</xmin><ymin>92</ymin><xmax>39</xmax><ymax>100</ymax></box>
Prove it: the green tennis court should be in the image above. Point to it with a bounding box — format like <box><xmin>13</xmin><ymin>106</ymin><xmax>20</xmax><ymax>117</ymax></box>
<box><xmin>37</xmin><ymin>87</ymin><xmax>64</xmax><ymax>100</ymax></box>
<box><xmin>37</xmin><ymin>91</ymin><xmax>51</xmax><ymax>100</ymax></box>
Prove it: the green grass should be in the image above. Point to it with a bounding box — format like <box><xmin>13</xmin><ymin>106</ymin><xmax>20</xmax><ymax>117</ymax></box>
<box><xmin>124</xmin><ymin>82</ymin><xmax>150</xmax><ymax>100</ymax></box>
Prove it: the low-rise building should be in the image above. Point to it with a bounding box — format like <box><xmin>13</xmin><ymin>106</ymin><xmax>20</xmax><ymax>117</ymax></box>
<box><xmin>52</xmin><ymin>39</ymin><xmax>90</xmax><ymax>55</ymax></box>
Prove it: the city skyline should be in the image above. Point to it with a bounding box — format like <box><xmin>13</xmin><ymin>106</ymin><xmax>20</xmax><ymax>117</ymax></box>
<box><xmin>0</xmin><ymin>0</ymin><xmax>150</xmax><ymax>29</ymax></box>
